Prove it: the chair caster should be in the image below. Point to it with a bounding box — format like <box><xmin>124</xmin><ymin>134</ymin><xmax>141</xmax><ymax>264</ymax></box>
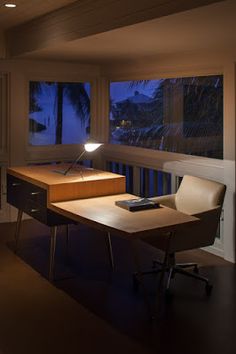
<box><xmin>205</xmin><ymin>283</ymin><xmax>213</xmax><ymax>296</ymax></box>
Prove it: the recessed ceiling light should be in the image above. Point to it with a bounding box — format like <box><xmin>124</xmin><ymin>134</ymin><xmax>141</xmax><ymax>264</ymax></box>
<box><xmin>4</xmin><ymin>3</ymin><xmax>17</xmax><ymax>7</ymax></box>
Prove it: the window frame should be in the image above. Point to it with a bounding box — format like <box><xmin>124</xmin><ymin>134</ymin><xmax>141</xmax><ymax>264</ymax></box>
<box><xmin>25</xmin><ymin>74</ymin><xmax>96</xmax><ymax>164</ymax></box>
<box><xmin>108</xmin><ymin>74</ymin><xmax>224</xmax><ymax>160</ymax></box>
<box><xmin>101</xmin><ymin>69</ymin><xmax>226</xmax><ymax>202</ymax></box>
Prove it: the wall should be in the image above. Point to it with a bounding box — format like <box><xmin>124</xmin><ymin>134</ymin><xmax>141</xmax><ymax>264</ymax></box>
<box><xmin>0</xmin><ymin>33</ymin><xmax>6</xmax><ymax>59</ymax></box>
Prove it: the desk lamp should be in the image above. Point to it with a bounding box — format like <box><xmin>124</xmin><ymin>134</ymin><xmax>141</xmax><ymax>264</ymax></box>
<box><xmin>54</xmin><ymin>140</ymin><xmax>103</xmax><ymax>176</ymax></box>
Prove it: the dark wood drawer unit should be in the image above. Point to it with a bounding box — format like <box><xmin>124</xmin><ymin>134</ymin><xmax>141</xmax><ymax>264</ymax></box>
<box><xmin>7</xmin><ymin>174</ymin><xmax>46</xmax><ymax>208</ymax></box>
<box><xmin>7</xmin><ymin>174</ymin><xmax>71</xmax><ymax>226</ymax></box>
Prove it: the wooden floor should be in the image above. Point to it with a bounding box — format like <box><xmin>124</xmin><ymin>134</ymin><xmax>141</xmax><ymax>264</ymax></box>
<box><xmin>1</xmin><ymin>219</ymin><xmax>236</xmax><ymax>354</ymax></box>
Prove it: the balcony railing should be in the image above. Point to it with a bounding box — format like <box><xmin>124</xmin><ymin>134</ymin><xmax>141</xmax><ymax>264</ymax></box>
<box><xmin>107</xmin><ymin>161</ymin><xmax>172</xmax><ymax>197</ymax></box>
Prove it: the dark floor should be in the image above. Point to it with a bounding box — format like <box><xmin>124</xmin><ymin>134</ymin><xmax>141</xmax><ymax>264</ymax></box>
<box><xmin>4</xmin><ymin>219</ymin><xmax>236</xmax><ymax>354</ymax></box>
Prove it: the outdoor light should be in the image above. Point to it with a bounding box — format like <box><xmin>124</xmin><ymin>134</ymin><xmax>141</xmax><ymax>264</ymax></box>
<box><xmin>54</xmin><ymin>140</ymin><xmax>103</xmax><ymax>176</ymax></box>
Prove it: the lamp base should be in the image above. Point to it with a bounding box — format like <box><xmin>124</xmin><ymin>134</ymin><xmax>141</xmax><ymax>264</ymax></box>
<box><xmin>52</xmin><ymin>169</ymin><xmax>67</xmax><ymax>175</ymax></box>
<box><xmin>52</xmin><ymin>169</ymin><xmax>78</xmax><ymax>175</ymax></box>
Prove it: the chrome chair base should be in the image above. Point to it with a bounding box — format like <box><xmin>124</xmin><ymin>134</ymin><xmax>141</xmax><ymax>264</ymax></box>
<box><xmin>133</xmin><ymin>253</ymin><xmax>213</xmax><ymax>296</ymax></box>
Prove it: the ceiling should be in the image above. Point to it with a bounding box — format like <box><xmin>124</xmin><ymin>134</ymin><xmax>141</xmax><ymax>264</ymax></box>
<box><xmin>1</xmin><ymin>0</ymin><xmax>235</xmax><ymax>64</ymax></box>
<box><xmin>20</xmin><ymin>0</ymin><xmax>236</xmax><ymax>64</ymax></box>
<box><xmin>0</xmin><ymin>0</ymin><xmax>77</xmax><ymax>30</ymax></box>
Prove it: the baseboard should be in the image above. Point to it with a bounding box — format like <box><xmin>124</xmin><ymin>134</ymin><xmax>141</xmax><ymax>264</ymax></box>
<box><xmin>203</xmin><ymin>245</ymin><xmax>224</xmax><ymax>258</ymax></box>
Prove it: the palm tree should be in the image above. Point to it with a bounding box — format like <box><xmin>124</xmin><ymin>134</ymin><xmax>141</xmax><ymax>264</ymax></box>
<box><xmin>29</xmin><ymin>81</ymin><xmax>42</xmax><ymax>114</ymax></box>
<box><xmin>29</xmin><ymin>81</ymin><xmax>46</xmax><ymax>134</ymax></box>
<box><xmin>29</xmin><ymin>81</ymin><xmax>90</xmax><ymax>144</ymax></box>
<box><xmin>55</xmin><ymin>82</ymin><xmax>90</xmax><ymax>144</ymax></box>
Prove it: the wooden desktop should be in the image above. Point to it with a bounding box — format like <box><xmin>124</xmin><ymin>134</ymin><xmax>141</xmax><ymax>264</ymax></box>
<box><xmin>50</xmin><ymin>193</ymin><xmax>198</xmax><ymax>240</ymax></box>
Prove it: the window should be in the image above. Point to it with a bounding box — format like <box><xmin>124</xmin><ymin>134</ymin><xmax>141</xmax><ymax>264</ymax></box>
<box><xmin>29</xmin><ymin>81</ymin><xmax>91</xmax><ymax>146</ymax></box>
<box><xmin>109</xmin><ymin>76</ymin><xmax>223</xmax><ymax>159</ymax></box>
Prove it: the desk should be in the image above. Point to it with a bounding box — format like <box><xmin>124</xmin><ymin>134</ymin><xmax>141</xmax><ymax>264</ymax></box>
<box><xmin>7</xmin><ymin>164</ymin><xmax>126</xmax><ymax>280</ymax></box>
<box><xmin>50</xmin><ymin>193</ymin><xmax>198</xmax><ymax>240</ymax></box>
<box><xmin>51</xmin><ymin>193</ymin><xmax>199</xmax><ymax>317</ymax></box>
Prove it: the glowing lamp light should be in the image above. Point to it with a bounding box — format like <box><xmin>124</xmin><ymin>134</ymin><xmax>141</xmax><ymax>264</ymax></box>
<box><xmin>84</xmin><ymin>143</ymin><xmax>102</xmax><ymax>152</ymax></box>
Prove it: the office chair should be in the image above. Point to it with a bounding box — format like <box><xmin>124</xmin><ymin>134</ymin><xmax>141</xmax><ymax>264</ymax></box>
<box><xmin>133</xmin><ymin>175</ymin><xmax>226</xmax><ymax>295</ymax></box>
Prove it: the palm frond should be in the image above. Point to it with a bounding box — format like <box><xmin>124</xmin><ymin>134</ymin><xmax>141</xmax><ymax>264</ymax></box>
<box><xmin>65</xmin><ymin>83</ymin><xmax>90</xmax><ymax>125</ymax></box>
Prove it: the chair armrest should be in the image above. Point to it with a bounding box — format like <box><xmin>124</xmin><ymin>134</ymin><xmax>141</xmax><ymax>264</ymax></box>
<box><xmin>192</xmin><ymin>205</ymin><xmax>222</xmax><ymax>220</ymax></box>
<box><xmin>150</xmin><ymin>194</ymin><xmax>176</xmax><ymax>209</ymax></box>
<box><xmin>141</xmin><ymin>205</ymin><xmax>222</xmax><ymax>253</ymax></box>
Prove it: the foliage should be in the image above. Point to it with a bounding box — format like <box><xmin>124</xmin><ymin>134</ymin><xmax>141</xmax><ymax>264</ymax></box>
<box><xmin>30</xmin><ymin>81</ymin><xmax>90</xmax><ymax>144</ymax></box>
<box><xmin>110</xmin><ymin>75</ymin><xmax>223</xmax><ymax>159</ymax></box>
<box><xmin>29</xmin><ymin>82</ymin><xmax>42</xmax><ymax>113</ymax></box>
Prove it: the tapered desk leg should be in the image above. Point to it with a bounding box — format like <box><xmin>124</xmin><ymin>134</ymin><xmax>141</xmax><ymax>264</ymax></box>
<box><xmin>66</xmin><ymin>224</ymin><xmax>70</xmax><ymax>249</ymax></box>
<box><xmin>131</xmin><ymin>240</ymin><xmax>153</xmax><ymax>320</ymax></box>
<box><xmin>106</xmin><ymin>232</ymin><xmax>114</xmax><ymax>270</ymax></box>
<box><xmin>14</xmin><ymin>209</ymin><xmax>23</xmax><ymax>253</ymax></box>
<box><xmin>154</xmin><ymin>231</ymin><xmax>173</xmax><ymax>318</ymax></box>
<box><xmin>65</xmin><ymin>224</ymin><xmax>70</xmax><ymax>260</ymax></box>
<box><xmin>49</xmin><ymin>226</ymin><xmax>57</xmax><ymax>282</ymax></box>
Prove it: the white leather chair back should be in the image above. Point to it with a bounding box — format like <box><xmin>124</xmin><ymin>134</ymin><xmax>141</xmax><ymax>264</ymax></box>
<box><xmin>175</xmin><ymin>175</ymin><xmax>226</xmax><ymax>215</ymax></box>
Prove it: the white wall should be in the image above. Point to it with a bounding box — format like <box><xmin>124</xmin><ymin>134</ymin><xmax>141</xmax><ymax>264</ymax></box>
<box><xmin>0</xmin><ymin>33</ymin><xmax>5</xmax><ymax>59</ymax></box>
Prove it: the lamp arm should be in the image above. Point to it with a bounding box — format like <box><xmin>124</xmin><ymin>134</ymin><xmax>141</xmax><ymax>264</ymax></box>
<box><xmin>64</xmin><ymin>149</ymin><xmax>86</xmax><ymax>175</ymax></box>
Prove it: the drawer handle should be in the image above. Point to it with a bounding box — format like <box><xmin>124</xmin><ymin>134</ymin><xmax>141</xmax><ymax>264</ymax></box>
<box><xmin>30</xmin><ymin>209</ymin><xmax>39</xmax><ymax>213</ymax></box>
<box><xmin>12</xmin><ymin>183</ymin><xmax>21</xmax><ymax>186</ymax></box>
<box><xmin>30</xmin><ymin>191</ymin><xmax>41</xmax><ymax>195</ymax></box>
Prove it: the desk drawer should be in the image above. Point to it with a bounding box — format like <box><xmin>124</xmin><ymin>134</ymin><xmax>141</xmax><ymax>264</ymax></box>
<box><xmin>7</xmin><ymin>174</ymin><xmax>47</xmax><ymax>209</ymax></box>
<box><xmin>7</xmin><ymin>174</ymin><xmax>71</xmax><ymax>226</ymax></box>
<box><xmin>24</xmin><ymin>199</ymin><xmax>46</xmax><ymax>223</ymax></box>
<box><xmin>25</xmin><ymin>200</ymin><xmax>71</xmax><ymax>226</ymax></box>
